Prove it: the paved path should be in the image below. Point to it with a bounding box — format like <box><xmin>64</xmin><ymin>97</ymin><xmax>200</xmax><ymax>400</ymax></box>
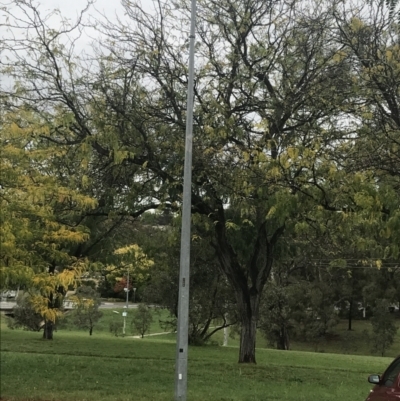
<box><xmin>131</xmin><ymin>331</ymin><xmax>174</xmax><ymax>339</ymax></box>
<box><xmin>99</xmin><ymin>302</ymin><xmax>139</xmax><ymax>309</ymax></box>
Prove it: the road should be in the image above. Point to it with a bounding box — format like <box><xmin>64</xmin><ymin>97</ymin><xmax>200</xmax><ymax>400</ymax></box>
<box><xmin>0</xmin><ymin>300</ymin><xmax>138</xmax><ymax>311</ymax></box>
<box><xmin>0</xmin><ymin>301</ymin><xmax>17</xmax><ymax>311</ymax></box>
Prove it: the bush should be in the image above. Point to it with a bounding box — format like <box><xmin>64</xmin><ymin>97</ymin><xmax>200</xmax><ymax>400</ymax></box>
<box><xmin>259</xmin><ymin>282</ymin><xmax>293</xmax><ymax>350</ymax></box>
<box><xmin>370</xmin><ymin>300</ymin><xmax>398</xmax><ymax>356</ymax></box>
<box><xmin>131</xmin><ymin>304</ymin><xmax>153</xmax><ymax>338</ymax></box>
<box><xmin>71</xmin><ymin>286</ymin><xmax>103</xmax><ymax>335</ymax></box>
<box><xmin>109</xmin><ymin>321</ymin><xmax>123</xmax><ymax>337</ymax></box>
<box><xmin>7</xmin><ymin>295</ymin><xmax>43</xmax><ymax>332</ymax></box>
<box><xmin>80</xmin><ymin>279</ymin><xmax>97</xmax><ymax>289</ymax></box>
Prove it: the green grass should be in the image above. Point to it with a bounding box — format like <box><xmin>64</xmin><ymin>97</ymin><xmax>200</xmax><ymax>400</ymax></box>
<box><xmin>4</xmin><ymin>304</ymin><xmax>399</xmax><ymax>354</ymax></box>
<box><xmin>0</xmin><ymin>324</ymin><xmax>396</xmax><ymax>401</ymax></box>
<box><xmin>1</xmin><ymin>310</ymin><xmax>399</xmax><ymax>401</ymax></box>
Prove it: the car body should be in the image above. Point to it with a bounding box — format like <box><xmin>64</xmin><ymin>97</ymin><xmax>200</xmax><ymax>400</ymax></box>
<box><xmin>365</xmin><ymin>356</ymin><xmax>400</xmax><ymax>401</ymax></box>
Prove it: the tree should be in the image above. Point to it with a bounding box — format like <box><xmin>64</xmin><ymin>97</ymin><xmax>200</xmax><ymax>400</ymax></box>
<box><xmin>260</xmin><ymin>276</ymin><xmax>340</xmax><ymax>352</ymax></box>
<box><xmin>0</xmin><ymin>111</ymin><xmax>96</xmax><ymax>339</ymax></box>
<box><xmin>104</xmin><ymin>244</ymin><xmax>153</xmax><ymax>301</ymax></box>
<box><xmin>131</xmin><ymin>304</ymin><xmax>153</xmax><ymax>338</ymax></box>
<box><xmin>95</xmin><ymin>0</ymin><xmax>354</xmax><ymax>363</ymax></box>
<box><xmin>113</xmin><ymin>277</ymin><xmax>133</xmax><ymax>299</ymax></box>
<box><xmin>70</xmin><ymin>285</ymin><xmax>103</xmax><ymax>335</ymax></box>
<box><xmin>362</xmin><ymin>266</ymin><xmax>400</xmax><ymax>319</ymax></box>
<box><xmin>1</xmin><ymin>2</ymin><xmax>158</xmax><ymax>340</ymax></box>
<box><xmin>370</xmin><ymin>299</ymin><xmax>398</xmax><ymax>356</ymax></box>
<box><xmin>292</xmin><ymin>281</ymin><xmax>340</xmax><ymax>350</ymax></box>
<box><xmin>333</xmin><ymin>2</ymin><xmax>400</xmax><ymax>259</ymax></box>
<box><xmin>369</xmin><ymin>0</ymin><xmax>400</xmax><ymax>20</ymax></box>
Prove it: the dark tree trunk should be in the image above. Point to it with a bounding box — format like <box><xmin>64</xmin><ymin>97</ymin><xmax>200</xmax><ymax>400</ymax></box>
<box><xmin>89</xmin><ymin>326</ymin><xmax>93</xmax><ymax>336</ymax></box>
<box><xmin>348</xmin><ymin>298</ymin><xmax>353</xmax><ymax>331</ymax></box>
<box><xmin>43</xmin><ymin>320</ymin><xmax>53</xmax><ymax>340</ymax></box>
<box><xmin>277</xmin><ymin>325</ymin><xmax>290</xmax><ymax>350</ymax></box>
<box><xmin>238</xmin><ymin>293</ymin><xmax>259</xmax><ymax>363</ymax></box>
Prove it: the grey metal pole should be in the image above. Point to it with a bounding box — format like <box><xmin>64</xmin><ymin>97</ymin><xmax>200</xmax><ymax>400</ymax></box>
<box><xmin>223</xmin><ymin>313</ymin><xmax>229</xmax><ymax>346</ymax></box>
<box><xmin>122</xmin><ymin>271</ymin><xmax>129</xmax><ymax>336</ymax></box>
<box><xmin>126</xmin><ymin>270</ymin><xmax>129</xmax><ymax>308</ymax></box>
<box><xmin>174</xmin><ymin>0</ymin><xmax>196</xmax><ymax>399</ymax></box>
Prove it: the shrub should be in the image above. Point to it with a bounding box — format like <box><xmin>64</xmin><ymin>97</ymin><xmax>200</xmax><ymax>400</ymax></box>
<box><xmin>131</xmin><ymin>304</ymin><xmax>153</xmax><ymax>338</ymax></box>
<box><xmin>370</xmin><ymin>300</ymin><xmax>398</xmax><ymax>356</ymax></box>
<box><xmin>71</xmin><ymin>286</ymin><xmax>103</xmax><ymax>335</ymax></box>
<box><xmin>109</xmin><ymin>321</ymin><xmax>123</xmax><ymax>337</ymax></box>
<box><xmin>7</xmin><ymin>295</ymin><xmax>43</xmax><ymax>332</ymax></box>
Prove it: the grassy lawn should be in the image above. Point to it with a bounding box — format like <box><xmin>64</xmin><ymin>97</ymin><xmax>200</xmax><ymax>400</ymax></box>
<box><xmin>0</xmin><ymin>321</ymin><xmax>396</xmax><ymax>401</ymax></box>
<box><xmin>1</xmin><ymin>310</ymin><xmax>399</xmax><ymax>401</ymax></box>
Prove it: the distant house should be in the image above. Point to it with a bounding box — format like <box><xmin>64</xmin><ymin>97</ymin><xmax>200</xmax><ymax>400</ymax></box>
<box><xmin>1</xmin><ymin>289</ymin><xmax>18</xmax><ymax>299</ymax></box>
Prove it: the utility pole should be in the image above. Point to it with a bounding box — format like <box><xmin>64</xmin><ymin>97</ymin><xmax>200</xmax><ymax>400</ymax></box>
<box><xmin>174</xmin><ymin>0</ymin><xmax>196</xmax><ymax>399</ymax></box>
<box><xmin>122</xmin><ymin>270</ymin><xmax>129</xmax><ymax>336</ymax></box>
<box><xmin>223</xmin><ymin>313</ymin><xmax>229</xmax><ymax>347</ymax></box>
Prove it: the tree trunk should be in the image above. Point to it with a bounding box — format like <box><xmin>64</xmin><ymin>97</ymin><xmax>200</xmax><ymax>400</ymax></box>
<box><xmin>89</xmin><ymin>326</ymin><xmax>93</xmax><ymax>336</ymax></box>
<box><xmin>348</xmin><ymin>298</ymin><xmax>353</xmax><ymax>331</ymax></box>
<box><xmin>43</xmin><ymin>320</ymin><xmax>53</xmax><ymax>340</ymax></box>
<box><xmin>237</xmin><ymin>293</ymin><xmax>259</xmax><ymax>364</ymax></box>
<box><xmin>239</xmin><ymin>314</ymin><xmax>257</xmax><ymax>363</ymax></box>
<box><xmin>277</xmin><ymin>325</ymin><xmax>290</xmax><ymax>350</ymax></box>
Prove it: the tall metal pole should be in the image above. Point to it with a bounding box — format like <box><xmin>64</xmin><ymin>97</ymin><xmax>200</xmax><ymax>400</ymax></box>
<box><xmin>126</xmin><ymin>270</ymin><xmax>129</xmax><ymax>308</ymax></box>
<box><xmin>174</xmin><ymin>0</ymin><xmax>196</xmax><ymax>399</ymax></box>
<box><xmin>122</xmin><ymin>270</ymin><xmax>129</xmax><ymax>336</ymax></box>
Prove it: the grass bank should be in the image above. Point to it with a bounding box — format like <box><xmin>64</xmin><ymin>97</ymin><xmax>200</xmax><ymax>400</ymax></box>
<box><xmin>0</xmin><ymin>325</ymin><xmax>394</xmax><ymax>401</ymax></box>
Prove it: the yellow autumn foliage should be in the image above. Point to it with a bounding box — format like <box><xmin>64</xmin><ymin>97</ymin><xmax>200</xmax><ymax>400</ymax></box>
<box><xmin>105</xmin><ymin>244</ymin><xmax>154</xmax><ymax>286</ymax></box>
<box><xmin>1</xmin><ymin>110</ymin><xmax>96</xmax><ymax>322</ymax></box>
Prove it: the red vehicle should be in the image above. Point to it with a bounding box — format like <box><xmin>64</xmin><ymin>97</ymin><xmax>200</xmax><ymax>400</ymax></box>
<box><xmin>365</xmin><ymin>356</ymin><xmax>400</xmax><ymax>400</ymax></box>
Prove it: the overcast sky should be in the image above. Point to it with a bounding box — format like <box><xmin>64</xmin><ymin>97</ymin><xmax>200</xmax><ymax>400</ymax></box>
<box><xmin>0</xmin><ymin>0</ymin><xmax>184</xmax><ymax>91</ymax></box>
<box><xmin>39</xmin><ymin>0</ymin><xmax>124</xmax><ymax>16</ymax></box>
<box><xmin>0</xmin><ymin>0</ymin><xmax>155</xmax><ymax>42</ymax></box>
<box><xmin>2</xmin><ymin>0</ymin><xmax>128</xmax><ymax>21</ymax></box>
<box><xmin>0</xmin><ymin>1</ymin><xmax>119</xmax><ymax>88</ymax></box>
<box><xmin>1</xmin><ymin>0</ymin><xmax>175</xmax><ymax>55</ymax></box>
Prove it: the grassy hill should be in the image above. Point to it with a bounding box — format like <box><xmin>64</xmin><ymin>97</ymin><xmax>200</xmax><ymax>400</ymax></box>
<box><xmin>1</xmin><ymin>310</ymin><xmax>398</xmax><ymax>401</ymax></box>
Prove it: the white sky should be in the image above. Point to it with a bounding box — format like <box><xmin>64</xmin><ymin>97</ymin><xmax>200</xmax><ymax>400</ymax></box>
<box><xmin>0</xmin><ymin>1</ymin><xmax>117</xmax><ymax>48</ymax></box>
<box><xmin>39</xmin><ymin>0</ymin><xmax>123</xmax><ymax>16</ymax></box>
<box><xmin>0</xmin><ymin>0</ymin><xmax>157</xmax><ymax>88</ymax></box>
<box><xmin>1</xmin><ymin>0</ymin><xmax>150</xmax><ymax>20</ymax></box>
<box><xmin>0</xmin><ymin>0</ymin><xmax>156</xmax><ymax>44</ymax></box>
